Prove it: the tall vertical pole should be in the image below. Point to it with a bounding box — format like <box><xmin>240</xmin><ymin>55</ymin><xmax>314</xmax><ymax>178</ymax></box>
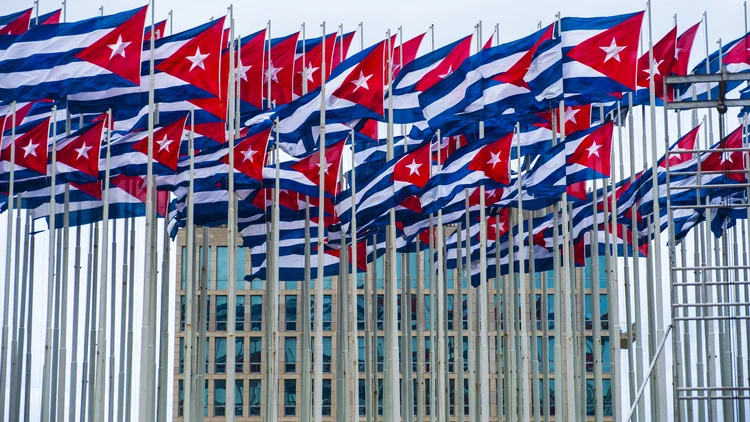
<box><xmin>7</xmin><ymin>195</ymin><xmax>22</xmax><ymax>422</ymax></box>
<box><xmin>23</xmin><ymin>230</ymin><xmax>36</xmax><ymax>422</ymax></box>
<box><xmin>385</xmin><ymin>28</ymin><xmax>402</xmax><ymax>422</ymax></box>
<box><xmin>314</xmin><ymin>21</ymin><xmax>327</xmax><ymax>422</ymax></box>
<box><xmin>226</xmin><ymin>7</ymin><xmax>237</xmax><ymax>422</ymax></box>
<box><xmin>57</xmin><ymin>185</ymin><xmax>71</xmax><ymax>422</ymax></box>
<box><xmin>41</xmin><ymin>105</ymin><xmax>58</xmax><ymax>422</ymax></box>
<box><xmin>93</xmin><ymin>110</ymin><xmax>113</xmax><ymax>422</ymax></box>
<box><xmin>1</xmin><ymin>102</ymin><xmax>16</xmax><ymax>422</ymax></box>
<box><xmin>265</xmin><ymin>117</ymin><xmax>281</xmax><ymax>422</ymax></box>
<box><xmin>139</xmin><ymin>1</ymin><xmax>157</xmax><ymax>418</ymax></box>
<box><xmin>591</xmin><ymin>183</ymin><xmax>604</xmax><ymax>422</ymax></box>
<box><xmin>108</xmin><ymin>219</ymin><xmax>117</xmax><ymax>422</ymax></box>
<box><xmin>196</xmin><ymin>225</ymin><xmax>209</xmax><ymax>422</ymax></box>
<box><xmin>464</xmin><ymin>191</ymin><xmax>477</xmax><ymax>422</ymax></box>
<box><xmin>436</xmin><ymin>130</ymin><xmax>448</xmax><ymax>422</ymax></box>
<box><xmin>117</xmin><ymin>216</ymin><xmax>130</xmax><ymax>422</ymax></box>
<box><xmin>183</xmin><ymin>109</ymin><xmax>196</xmax><ymax>422</ymax></box>
<box><xmin>350</xmin><ymin>127</ymin><xmax>361</xmax><ymax>422</ymax></box>
<box><xmin>456</xmin><ymin>219</ymin><xmax>465</xmax><ymax>422</ymax></box>
<box><xmin>11</xmin><ymin>209</ymin><xmax>31</xmax><ymax>422</ymax></box>
<box><xmin>516</xmin><ymin>125</ymin><xmax>532</xmax><ymax>422</ymax></box>
<box><xmin>646</xmin><ymin>4</ymin><xmax>668</xmax><ymax>419</ymax></box>
<box><xmin>82</xmin><ymin>222</ymin><xmax>98</xmax><ymax>422</ymax></box>
<box><xmin>124</xmin><ymin>214</ymin><xmax>136</xmax><ymax>422</ymax></box>
<box><xmin>157</xmin><ymin>195</ymin><xmax>172</xmax><ymax>422</ymax></box>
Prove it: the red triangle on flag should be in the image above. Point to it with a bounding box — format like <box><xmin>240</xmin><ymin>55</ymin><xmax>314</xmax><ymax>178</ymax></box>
<box><xmin>1</xmin><ymin>117</ymin><xmax>50</xmax><ymax>175</ymax></box>
<box><xmin>131</xmin><ymin>115</ymin><xmax>188</xmax><ymax>171</ymax></box>
<box><xmin>57</xmin><ymin>117</ymin><xmax>107</xmax><ymax>178</ymax></box>
<box><xmin>565</xmin><ymin>12</ymin><xmax>644</xmax><ymax>91</ymax></box>
<box><xmin>392</xmin><ymin>33</ymin><xmax>425</xmax><ymax>78</ymax></box>
<box><xmin>332</xmin><ymin>40</ymin><xmax>386</xmax><ymax>116</ymax></box>
<box><xmin>233</xmin><ymin>128</ymin><xmax>271</xmax><ymax>181</ymax></box>
<box><xmin>494</xmin><ymin>25</ymin><xmax>555</xmax><ymax>88</ymax></box>
<box><xmin>636</xmin><ymin>27</ymin><xmax>676</xmax><ymax>99</ymax></box>
<box><xmin>659</xmin><ymin>124</ymin><xmax>700</xmax><ymax>168</ymax></box>
<box><xmin>331</xmin><ymin>32</ymin><xmax>356</xmax><ymax>72</ymax></box>
<box><xmin>566</xmin><ymin>181</ymin><xmax>588</xmax><ymax>202</ymax></box>
<box><xmin>702</xmin><ymin>126</ymin><xmax>747</xmax><ymax>182</ymax></box>
<box><xmin>266</xmin><ymin>32</ymin><xmax>300</xmax><ymax>106</ymax></box>
<box><xmin>156</xmin><ymin>17</ymin><xmax>226</xmax><ymax>98</ymax></box>
<box><xmin>290</xmin><ymin>139</ymin><xmax>347</xmax><ymax>196</ymax></box>
<box><xmin>566</xmin><ymin>121</ymin><xmax>614</xmax><ymax>177</ymax></box>
<box><xmin>399</xmin><ymin>195</ymin><xmax>423</xmax><ymax>213</ymax></box>
<box><xmin>536</xmin><ymin>104</ymin><xmax>592</xmax><ymax>135</ymax></box>
<box><xmin>238</xmin><ymin>29</ymin><xmax>267</xmax><ymax>109</ymax></box>
<box><xmin>467</xmin><ymin>132</ymin><xmax>513</xmax><ymax>185</ymax></box>
<box><xmin>391</xmin><ymin>142</ymin><xmax>431</xmax><ymax>188</ymax></box>
<box><xmin>415</xmin><ymin>35</ymin><xmax>472</xmax><ymax>92</ymax></box>
<box><xmin>673</xmin><ymin>23</ymin><xmax>701</xmax><ymax>76</ymax></box>
<box><xmin>71</xmin><ymin>181</ymin><xmax>103</xmax><ymax>200</ymax></box>
<box><xmin>0</xmin><ymin>8</ymin><xmax>32</xmax><ymax>36</ymax></box>
<box><xmin>75</xmin><ymin>6</ymin><xmax>148</xmax><ymax>86</ymax></box>
<box><xmin>293</xmin><ymin>33</ymin><xmax>338</xmax><ymax>98</ymax></box>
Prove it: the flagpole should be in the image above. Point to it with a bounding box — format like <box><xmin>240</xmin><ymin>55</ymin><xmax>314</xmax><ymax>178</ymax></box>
<box><xmin>463</xmin><ymin>190</ymin><xmax>478</xmax><ymax>422</ymax></box>
<box><xmin>183</xmin><ymin>106</ymin><xmax>196</xmax><ymax>422</ymax></box>
<box><xmin>10</xmin><ymin>207</ymin><xmax>29</xmax><ymax>422</ymax></box>
<box><xmin>349</xmin><ymin>127</ymin><xmax>360</xmax><ymax>422</ymax></box>
<box><xmin>108</xmin><ymin>217</ymin><xmax>117</xmax><ymax>422</ymax></box>
<box><xmin>41</xmin><ymin>104</ymin><xmax>58</xmax><ymax>422</ymax></box>
<box><xmin>416</xmin><ymin>229</ymin><xmax>425</xmax><ymax>422</ymax></box>
<box><xmin>646</xmin><ymin>5</ymin><xmax>669</xmax><ymax>420</ymax></box>
<box><xmin>117</xmin><ymin>214</ymin><xmax>130</xmax><ymax>422</ymax></box>
<box><xmin>384</xmin><ymin>27</ymin><xmax>402</xmax><ymax>422</ymax></box>
<box><xmin>86</xmin><ymin>229</ymin><xmax>101</xmax><ymax>422</ymax></box>
<box><xmin>265</xmin><ymin>116</ymin><xmax>281</xmax><ymax>422</ymax></box>
<box><xmin>157</xmin><ymin>192</ymin><xmax>171</xmax><ymax>422</ymax></box>
<box><xmin>507</xmin><ymin>201</ymin><xmax>518</xmax><ymax>422</ymax></box>
<box><xmin>51</xmin><ymin>226</ymin><xmax>63</xmax><ymax>419</ymax></box>
<box><xmin>196</xmin><ymin>224</ymin><xmax>208</xmax><ymax>422</ymax></box>
<box><xmin>370</xmin><ymin>234</ymin><xmax>378</xmax><ymax>422</ymax></box>
<box><xmin>140</xmin><ymin>0</ymin><xmax>158</xmax><ymax>418</ymax></box>
<box><xmin>57</xmin><ymin>185</ymin><xmax>72</xmax><ymax>422</ymax></box>
<box><xmin>514</xmin><ymin>123</ymin><xmax>531</xmax><ymax>422</ymax></box>
<box><xmin>6</xmin><ymin>195</ymin><xmax>21</xmax><ymax>422</ymax></box>
<box><xmin>1</xmin><ymin>101</ymin><xmax>16</xmax><ymax>422</ymax></box>
<box><xmin>456</xmin><ymin>215</ymin><xmax>465</xmax><ymax>422</ymax></box>
<box><xmin>80</xmin><ymin>222</ymin><xmax>94</xmax><ymax>422</ymax></box>
<box><xmin>124</xmin><ymin>214</ymin><xmax>136</xmax><ymax>422</ymax></box>
<box><xmin>314</xmin><ymin>20</ymin><xmax>327</xmax><ymax>422</ymax></box>
<box><xmin>435</xmin><ymin>130</ymin><xmax>448</xmax><ymax>422</ymax></box>
<box><xmin>225</xmin><ymin>6</ymin><xmax>239</xmax><ymax>422</ymax></box>
<box><xmin>428</xmin><ymin>214</ymin><xmax>436</xmax><ymax>420</ymax></box>
<box><xmin>22</xmin><ymin>227</ymin><xmax>36</xmax><ymax>422</ymax></box>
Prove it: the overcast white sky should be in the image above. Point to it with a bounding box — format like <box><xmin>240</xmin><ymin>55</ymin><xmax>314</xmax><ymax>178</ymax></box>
<box><xmin>1</xmin><ymin>0</ymin><xmax>750</xmax><ymax>421</ymax></box>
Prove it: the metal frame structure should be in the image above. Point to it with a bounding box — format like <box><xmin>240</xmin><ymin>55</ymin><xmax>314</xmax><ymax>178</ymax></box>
<box><xmin>662</xmin><ymin>70</ymin><xmax>750</xmax><ymax>421</ymax></box>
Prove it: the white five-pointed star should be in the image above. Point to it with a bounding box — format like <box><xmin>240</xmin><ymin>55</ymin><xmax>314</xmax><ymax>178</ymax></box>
<box><xmin>438</xmin><ymin>65</ymin><xmax>453</xmax><ymax>79</ymax></box>
<box><xmin>108</xmin><ymin>35</ymin><xmax>131</xmax><ymax>60</ymax></box>
<box><xmin>241</xmin><ymin>147</ymin><xmax>257</xmax><ymax>162</ymax></box>
<box><xmin>21</xmin><ymin>140</ymin><xmax>38</xmax><ymax>158</ymax></box>
<box><xmin>265</xmin><ymin>61</ymin><xmax>282</xmax><ymax>83</ymax></box>
<box><xmin>316</xmin><ymin>161</ymin><xmax>333</xmax><ymax>174</ymax></box>
<box><xmin>674</xmin><ymin>46</ymin><xmax>682</xmax><ymax>60</ymax></box>
<box><xmin>563</xmin><ymin>106</ymin><xmax>580</xmax><ymax>124</ymax></box>
<box><xmin>405</xmin><ymin>159</ymin><xmax>422</xmax><ymax>176</ymax></box>
<box><xmin>487</xmin><ymin>151</ymin><xmax>503</xmax><ymax>168</ymax></box>
<box><xmin>186</xmin><ymin>47</ymin><xmax>210</xmax><ymax>71</ymax></box>
<box><xmin>300</xmin><ymin>63</ymin><xmax>319</xmax><ymax>82</ymax></box>
<box><xmin>156</xmin><ymin>135</ymin><xmax>173</xmax><ymax>152</ymax></box>
<box><xmin>586</xmin><ymin>141</ymin><xmax>602</xmax><ymax>158</ymax></box>
<box><xmin>642</xmin><ymin>59</ymin><xmax>664</xmax><ymax>79</ymax></box>
<box><xmin>75</xmin><ymin>142</ymin><xmax>92</xmax><ymax>160</ymax></box>
<box><xmin>721</xmin><ymin>151</ymin><xmax>735</xmax><ymax>164</ymax></box>
<box><xmin>497</xmin><ymin>220</ymin><xmax>505</xmax><ymax>231</ymax></box>
<box><xmin>236</xmin><ymin>61</ymin><xmax>252</xmax><ymax>81</ymax></box>
<box><xmin>350</xmin><ymin>70</ymin><xmax>373</xmax><ymax>92</ymax></box>
<box><xmin>600</xmin><ymin>38</ymin><xmax>626</xmax><ymax>63</ymax></box>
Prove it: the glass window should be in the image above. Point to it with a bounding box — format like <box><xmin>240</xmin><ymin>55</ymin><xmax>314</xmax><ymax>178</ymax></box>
<box><xmin>357</xmin><ymin>295</ymin><xmax>365</xmax><ymax>330</ymax></box>
<box><xmin>199</xmin><ymin>245</ymin><xmax>211</xmax><ymax>290</ymax></box>
<box><xmin>359</xmin><ymin>379</ymin><xmax>367</xmax><ymax>415</ymax></box>
<box><xmin>447</xmin><ymin>294</ymin><xmax>455</xmax><ymax>330</ymax></box>
<box><xmin>249</xmin><ymin>337</ymin><xmax>262</xmax><ymax>373</ymax></box>
<box><xmin>286</xmin><ymin>279</ymin><xmax>297</xmax><ymax>290</ymax></box>
<box><xmin>377</xmin><ymin>294</ymin><xmax>384</xmax><ymax>330</ymax></box>
<box><xmin>235</xmin><ymin>337</ymin><xmax>244</xmax><ymax>373</ymax></box>
<box><xmin>323</xmin><ymin>295</ymin><xmax>332</xmax><ymax>330</ymax></box>
<box><xmin>236</xmin><ymin>247</ymin><xmax>246</xmax><ymax>290</ymax></box>
<box><xmin>180</xmin><ymin>296</ymin><xmax>185</xmax><ymax>331</ymax></box>
<box><xmin>376</xmin><ymin>255</ymin><xmax>385</xmax><ymax>290</ymax></box>
<box><xmin>425</xmin><ymin>337</ymin><xmax>431</xmax><ymax>372</ymax></box>
<box><xmin>377</xmin><ymin>336</ymin><xmax>384</xmax><ymax>372</ymax></box>
<box><xmin>284</xmin><ymin>379</ymin><xmax>297</xmax><ymax>416</ymax></box>
<box><xmin>249</xmin><ymin>379</ymin><xmax>261</xmax><ymax>416</ymax></box>
<box><xmin>358</xmin><ymin>336</ymin><xmax>365</xmax><ymax>372</ymax></box>
<box><xmin>412</xmin><ymin>337</ymin><xmax>418</xmax><ymax>373</ymax></box>
<box><xmin>217</xmin><ymin>247</ymin><xmax>228</xmax><ymax>290</ymax></box>
<box><xmin>377</xmin><ymin>378</ymin><xmax>384</xmax><ymax>415</ymax></box>
<box><xmin>323</xmin><ymin>336</ymin><xmax>332</xmax><ymax>373</ymax></box>
<box><xmin>214</xmin><ymin>379</ymin><xmax>226</xmax><ymax>416</ymax></box>
<box><xmin>206</xmin><ymin>296</ymin><xmax>211</xmax><ymax>331</ymax></box>
<box><xmin>179</xmin><ymin>337</ymin><xmax>184</xmax><ymax>373</ymax></box>
<box><xmin>323</xmin><ymin>275</ymin><xmax>332</xmax><ymax>290</ymax></box>
<box><xmin>216</xmin><ymin>296</ymin><xmax>228</xmax><ymax>331</ymax></box>
<box><xmin>547</xmin><ymin>294</ymin><xmax>554</xmax><ymax>330</ymax></box>
<box><xmin>285</xmin><ymin>296</ymin><xmax>297</xmax><ymax>331</ymax></box>
<box><xmin>178</xmin><ymin>380</ymin><xmax>184</xmax><ymax>416</ymax></box>
<box><xmin>462</xmin><ymin>294</ymin><xmax>468</xmax><ymax>330</ymax></box>
<box><xmin>425</xmin><ymin>378</ymin><xmax>431</xmax><ymax>416</ymax></box>
<box><xmin>322</xmin><ymin>379</ymin><xmax>332</xmax><ymax>416</ymax></box>
<box><xmin>181</xmin><ymin>246</ymin><xmax>187</xmax><ymax>290</ymax></box>
<box><xmin>463</xmin><ymin>336</ymin><xmax>469</xmax><ymax>371</ymax></box>
<box><xmin>449</xmin><ymin>378</ymin><xmax>455</xmax><ymax>416</ymax></box>
<box><xmin>215</xmin><ymin>337</ymin><xmax>226</xmax><ymax>373</ymax></box>
<box><xmin>447</xmin><ymin>266</ymin><xmax>455</xmax><ymax>289</ymax></box>
<box><xmin>424</xmin><ymin>295</ymin><xmax>431</xmax><ymax>330</ymax></box>
<box><xmin>448</xmin><ymin>336</ymin><xmax>455</xmax><ymax>372</ymax></box>
<box><xmin>423</xmin><ymin>253</ymin><xmax>431</xmax><ymax>290</ymax></box>
<box><xmin>285</xmin><ymin>337</ymin><xmax>297</xmax><ymax>373</ymax></box>
<box><xmin>236</xmin><ymin>296</ymin><xmax>245</xmax><ymax>331</ymax></box>
<box><xmin>203</xmin><ymin>381</ymin><xmax>208</xmax><ymax>416</ymax></box>
<box><xmin>234</xmin><ymin>379</ymin><xmax>243</xmax><ymax>416</ymax></box>
<box><xmin>251</xmin><ymin>295</ymin><xmax>262</xmax><ymax>331</ymax></box>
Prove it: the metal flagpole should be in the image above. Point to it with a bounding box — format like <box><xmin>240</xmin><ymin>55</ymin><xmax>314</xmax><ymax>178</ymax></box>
<box><xmin>507</xmin><ymin>204</ymin><xmax>518</xmax><ymax>422</ymax></box>
<box><xmin>41</xmin><ymin>104</ymin><xmax>58</xmax><ymax>422</ymax></box>
<box><xmin>606</xmin><ymin>108</ymin><xmax>621</xmax><ymax>422</ymax></box>
<box><xmin>592</xmin><ymin>181</ymin><xmax>604</xmax><ymax>422</ymax></box>
<box><xmin>550</xmin><ymin>100</ymin><xmax>564</xmax><ymax>422</ymax></box>
<box><xmin>428</xmin><ymin>216</ymin><xmax>436</xmax><ymax>421</ymax></box>
<box><xmin>23</xmin><ymin>228</ymin><xmax>36</xmax><ymax>422</ymax></box>
<box><xmin>197</xmin><ymin>225</ymin><xmax>209</xmax><ymax>422</ymax></box>
<box><xmin>93</xmin><ymin>109</ymin><xmax>113</xmax><ymax>422</ymax></box>
<box><xmin>86</xmin><ymin>229</ymin><xmax>101</xmax><ymax>422</ymax></box>
<box><xmin>157</xmin><ymin>195</ymin><xmax>172</xmax><ymax>422</ymax></box>
<box><xmin>51</xmin><ymin>228</ymin><xmax>63</xmax><ymax>419</ymax></box>
<box><xmin>364</xmin><ymin>229</ymin><xmax>374</xmax><ymax>422</ymax></box>
<box><xmin>124</xmin><ymin>215</ymin><xmax>136</xmax><ymax>422</ymax></box>
<box><xmin>139</xmin><ymin>0</ymin><xmax>158</xmax><ymax>418</ymax></box>
<box><xmin>646</xmin><ymin>4</ymin><xmax>668</xmax><ymax>418</ymax></box>
<box><xmin>2</xmin><ymin>101</ymin><xmax>17</xmax><ymax>422</ymax></box>
<box><xmin>7</xmin><ymin>195</ymin><xmax>21</xmax><ymax>422</ymax></box>
<box><xmin>371</xmin><ymin>235</ymin><xmax>378</xmax><ymax>422</ymax></box>
<box><xmin>108</xmin><ymin>217</ymin><xmax>117</xmax><ymax>422</ymax></box>
<box><xmin>314</xmin><ymin>20</ymin><xmax>327</xmax><ymax>422</ymax></box>
<box><xmin>464</xmin><ymin>191</ymin><xmax>477</xmax><ymax>422</ymax></box>
<box><xmin>350</xmin><ymin>127</ymin><xmax>361</xmax><ymax>422</ymax></box>
<box><xmin>58</xmin><ymin>183</ymin><xmax>72</xmax><ymax>422</ymax></box>
<box><xmin>117</xmin><ymin>215</ymin><xmax>130</xmax><ymax>422</ymax></box>
<box><xmin>456</xmin><ymin>218</ymin><xmax>465</xmax><ymax>422</ymax></box>
<box><xmin>516</xmin><ymin>124</ymin><xmax>532</xmax><ymax>421</ymax></box>
<box><xmin>10</xmin><ymin>208</ymin><xmax>30</xmax><ymax>422</ymax></box>
<box><xmin>416</xmin><ymin>233</ymin><xmax>424</xmax><ymax>422</ymax></box>
<box><xmin>436</xmin><ymin>129</ymin><xmax>448</xmax><ymax>422</ymax></box>
<box><xmin>225</xmin><ymin>7</ymin><xmax>238</xmax><ymax>422</ymax></box>
<box><xmin>183</xmin><ymin>107</ymin><xmax>196</xmax><ymax>422</ymax></box>
<box><xmin>526</xmin><ymin>196</ymin><xmax>542</xmax><ymax>422</ymax></box>
<box><xmin>80</xmin><ymin>222</ymin><xmax>95</xmax><ymax>422</ymax></box>
<box><xmin>300</xmin><ymin>23</ymin><xmax>313</xmax><ymax>422</ymax></box>
<box><xmin>265</xmin><ymin>117</ymin><xmax>281</xmax><ymax>422</ymax></box>
<box><xmin>385</xmin><ymin>28</ymin><xmax>402</xmax><ymax>422</ymax></box>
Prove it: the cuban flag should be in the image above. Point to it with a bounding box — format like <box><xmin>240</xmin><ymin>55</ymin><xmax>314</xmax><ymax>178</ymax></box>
<box><xmin>678</xmin><ymin>30</ymin><xmax>750</xmax><ymax>101</ymax></box>
<box><xmin>560</xmin><ymin>11</ymin><xmax>644</xmax><ymax>102</ymax></box>
<box><xmin>266</xmin><ymin>38</ymin><xmax>386</xmax><ymax>156</ymax></box>
<box><xmin>264</xmin><ymin>31</ymin><xmax>301</xmax><ymax>106</ymax></box>
<box><xmin>419</xmin><ymin>132</ymin><xmax>512</xmax><ymax>214</ymax></box>
<box><xmin>564</xmin><ymin>120</ymin><xmax>614</xmax><ymax>184</ymax></box>
<box><xmin>0</xmin><ymin>6</ymin><xmax>149</xmax><ymax>102</ymax></box>
<box><xmin>292</xmin><ymin>32</ymin><xmax>338</xmax><ymax>100</ymax></box>
<box><xmin>0</xmin><ymin>8</ymin><xmax>33</xmax><ymax>36</ymax></box>
<box><xmin>629</xmin><ymin>26</ymin><xmax>677</xmax><ymax>105</ymax></box>
<box><xmin>0</xmin><ymin>116</ymin><xmax>50</xmax><ymax>177</ymax></box>
<box><xmin>672</xmin><ymin>22</ymin><xmax>701</xmax><ymax>77</ymax></box>
<box><xmin>29</xmin><ymin>9</ymin><xmax>63</xmax><ymax>28</ymax></box>
<box><xmin>235</xmin><ymin>29</ymin><xmax>267</xmax><ymax>114</ymax></box>
<box><xmin>389</xmin><ymin>35</ymin><xmax>472</xmax><ymax>124</ymax></box>
<box><xmin>262</xmin><ymin>138</ymin><xmax>346</xmax><ymax>199</ymax></box>
<box><xmin>335</xmin><ymin>140</ymin><xmax>431</xmax><ymax>237</ymax></box>
<box><xmin>419</xmin><ymin>23</ymin><xmax>562</xmax><ymax>132</ymax></box>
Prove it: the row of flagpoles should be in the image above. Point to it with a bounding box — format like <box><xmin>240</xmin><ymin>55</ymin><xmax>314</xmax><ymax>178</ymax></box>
<box><xmin>0</xmin><ymin>0</ymin><xmax>749</xmax><ymax>421</ymax></box>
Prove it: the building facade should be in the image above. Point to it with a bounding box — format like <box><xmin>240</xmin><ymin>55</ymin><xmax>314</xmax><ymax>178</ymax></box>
<box><xmin>174</xmin><ymin>227</ymin><xmax>614</xmax><ymax>420</ymax></box>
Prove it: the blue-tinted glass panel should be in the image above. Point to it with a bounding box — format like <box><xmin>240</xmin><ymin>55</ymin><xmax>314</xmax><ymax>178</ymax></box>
<box><xmin>216</xmin><ymin>295</ymin><xmax>227</xmax><ymax>331</ymax></box>
<box><xmin>285</xmin><ymin>295</ymin><xmax>297</xmax><ymax>331</ymax></box>
<box><xmin>250</xmin><ymin>295</ymin><xmax>262</xmax><ymax>331</ymax></box>
<box><xmin>236</xmin><ymin>296</ymin><xmax>245</xmax><ymax>331</ymax></box>
<box><xmin>215</xmin><ymin>337</ymin><xmax>226</xmax><ymax>373</ymax></box>
<box><xmin>249</xmin><ymin>380</ymin><xmax>261</xmax><ymax>416</ymax></box>
<box><xmin>285</xmin><ymin>379</ymin><xmax>297</xmax><ymax>416</ymax></box>
<box><xmin>285</xmin><ymin>337</ymin><xmax>297</xmax><ymax>373</ymax></box>
<box><xmin>214</xmin><ymin>380</ymin><xmax>226</xmax><ymax>416</ymax></box>
<box><xmin>216</xmin><ymin>247</ymin><xmax>228</xmax><ymax>290</ymax></box>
